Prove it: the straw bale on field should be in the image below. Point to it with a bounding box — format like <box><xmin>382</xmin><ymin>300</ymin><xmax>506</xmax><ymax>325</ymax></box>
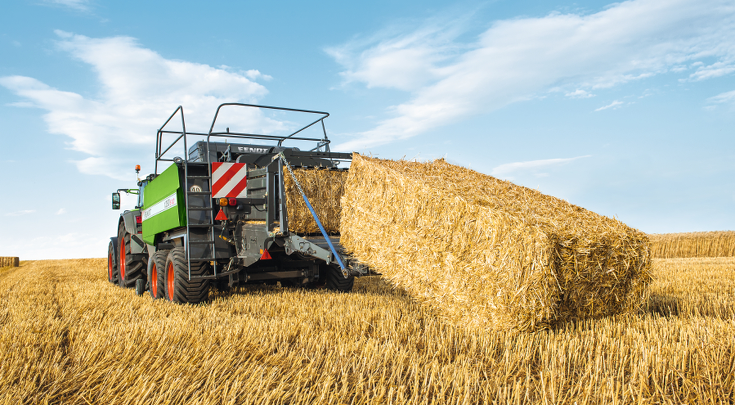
<box><xmin>284</xmin><ymin>168</ymin><xmax>347</xmax><ymax>234</ymax></box>
<box><xmin>0</xmin><ymin>257</ymin><xmax>19</xmax><ymax>267</ymax></box>
<box><xmin>340</xmin><ymin>154</ymin><xmax>653</xmax><ymax>332</ymax></box>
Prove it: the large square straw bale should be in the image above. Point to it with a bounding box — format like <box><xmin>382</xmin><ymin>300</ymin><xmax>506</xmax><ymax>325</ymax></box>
<box><xmin>284</xmin><ymin>168</ymin><xmax>347</xmax><ymax>234</ymax></box>
<box><xmin>0</xmin><ymin>257</ymin><xmax>19</xmax><ymax>267</ymax></box>
<box><xmin>340</xmin><ymin>154</ymin><xmax>652</xmax><ymax>332</ymax></box>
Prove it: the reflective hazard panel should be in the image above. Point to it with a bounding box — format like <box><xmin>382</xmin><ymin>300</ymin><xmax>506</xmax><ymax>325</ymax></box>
<box><xmin>211</xmin><ymin>162</ymin><xmax>248</xmax><ymax>198</ymax></box>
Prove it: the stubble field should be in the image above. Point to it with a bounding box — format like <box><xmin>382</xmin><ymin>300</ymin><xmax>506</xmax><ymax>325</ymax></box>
<box><xmin>1</xmin><ymin>256</ymin><xmax>734</xmax><ymax>404</ymax></box>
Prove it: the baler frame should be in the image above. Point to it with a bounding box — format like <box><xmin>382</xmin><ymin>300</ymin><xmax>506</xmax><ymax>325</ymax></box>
<box><xmin>153</xmin><ymin>103</ymin><xmax>352</xmax><ymax>282</ymax></box>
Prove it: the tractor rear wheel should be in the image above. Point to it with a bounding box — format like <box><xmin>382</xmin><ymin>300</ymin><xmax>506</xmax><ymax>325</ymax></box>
<box><xmin>164</xmin><ymin>247</ymin><xmax>210</xmax><ymax>304</ymax></box>
<box><xmin>117</xmin><ymin>221</ymin><xmax>146</xmax><ymax>288</ymax></box>
<box><xmin>107</xmin><ymin>241</ymin><xmax>118</xmax><ymax>284</ymax></box>
<box><xmin>148</xmin><ymin>250</ymin><xmax>168</xmax><ymax>299</ymax></box>
<box><xmin>323</xmin><ymin>264</ymin><xmax>354</xmax><ymax>292</ymax></box>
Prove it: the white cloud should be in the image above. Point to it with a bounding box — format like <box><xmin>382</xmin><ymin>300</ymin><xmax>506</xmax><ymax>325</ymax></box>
<box><xmin>707</xmin><ymin>89</ymin><xmax>735</xmax><ymax>104</ymax></box>
<box><xmin>243</xmin><ymin>69</ymin><xmax>272</xmax><ymax>81</ymax></box>
<box><xmin>330</xmin><ymin>0</ymin><xmax>735</xmax><ymax>151</ymax></box>
<box><xmin>3</xmin><ymin>232</ymin><xmax>106</xmax><ymax>260</ymax></box>
<box><xmin>44</xmin><ymin>0</ymin><xmax>90</xmax><ymax>11</ymax></box>
<box><xmin>56</xmin><ymin>208</ymin><xmax>66</xmax><ymax>215</ymax></box>
<box><xmin>566</xmin><ymin>89</ymin><xmax>595</xmax><ymax>98</ymax></box>
<box><xmin>491</xmin><ymin>155</ymin><xmax>592</xmax><ymax>179</ymax></box>
<box><xmin>638</xmin><ymin>89</ymin><xmax>655</xmax><ymax>98</ymax></box>
<box><xmin>0</xmin><ymin>31</ymin><xmax>270</xmax><ymax>180</ymax></box>
<box><xmin>326</xmin><ymin>18</ymin><xmax>467</xmax><ymax>92</ymax></box>
<box><xmin>6</xmin><ymin>210</ymin><xmax>36</xmax><ymax>217</ymax></box>
<box><xmin>689</xmin><ymin>61</ymin><xmax>735</xmax><ymax>81</ymax></box>
<box><xmin>594</xmin><ymin>100</ymin><xmax>624</xmax><ymax>111</ymax></box>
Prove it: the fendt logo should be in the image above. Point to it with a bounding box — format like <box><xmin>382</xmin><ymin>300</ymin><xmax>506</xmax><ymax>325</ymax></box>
<box><xmin>237</xmin><ymin>146</ymin><xmax>269</xmax><ymax>154</ymax></box>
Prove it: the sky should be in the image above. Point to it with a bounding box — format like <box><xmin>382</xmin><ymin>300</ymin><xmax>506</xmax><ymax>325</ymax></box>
<box><xmin>1</xmin><ymin>0</ymin><xmax>733</xmax><ymax>259</ymax></box>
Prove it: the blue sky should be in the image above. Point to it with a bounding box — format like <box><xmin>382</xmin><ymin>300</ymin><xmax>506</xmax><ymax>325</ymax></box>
<box><xmin>1</xmin><ymin>0</ymin><xmax>733</xmax><ymax>259</ymax></box>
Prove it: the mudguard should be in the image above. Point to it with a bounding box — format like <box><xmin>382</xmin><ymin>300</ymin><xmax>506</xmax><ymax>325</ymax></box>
<box><xmin>119</xmin><ymin>210</ymin><xmax>147</xmax><ymax>255</ymax></box>
<box><xmin>120</xmin><ymin>210</ymin><xmax>139</xmax><ymax>234</ymax></box>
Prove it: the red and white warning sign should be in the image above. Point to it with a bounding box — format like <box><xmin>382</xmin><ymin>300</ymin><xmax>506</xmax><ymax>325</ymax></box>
<box><xmin>212</xmin><ymin>162</ymin><xmax>248</xmax><ymax>198</ymax></box>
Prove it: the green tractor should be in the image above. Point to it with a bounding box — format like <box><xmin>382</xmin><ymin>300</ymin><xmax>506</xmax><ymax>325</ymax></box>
<box><xmin>107</xmin><ymin>103</ymin><xmax>362</xmax><ymax>303</ymax></box>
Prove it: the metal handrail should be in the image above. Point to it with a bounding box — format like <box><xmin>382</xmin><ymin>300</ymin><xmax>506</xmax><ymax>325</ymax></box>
<box><xmin>160</xmin><ymin>130</ymin><xmax>325</xmax><ymax>143</ymax></box>
<box><xmin>156</xmin><ymin>103</ymin><xmax>334</xmax><ymax>172</ymax></box>
<box><xmin>206</xmin><ymin>103</ymin><xmax>329</xmax><ymax>135</ymax></box>
<box><xmin>155</xmin><ymin>105</ymin><xmax>186</xmax><ymax>175</ymax></box>
<box><xmin>209</xmin><ymin>132</ymin><xmax>325</xmax><ymax>143</ymax></box>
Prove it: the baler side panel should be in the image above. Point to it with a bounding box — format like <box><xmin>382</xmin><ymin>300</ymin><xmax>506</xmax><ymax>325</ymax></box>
<box><xmin>142</xmin><ymin>164</ymin><xmax>186</xmax><ymax>245</ymax></box>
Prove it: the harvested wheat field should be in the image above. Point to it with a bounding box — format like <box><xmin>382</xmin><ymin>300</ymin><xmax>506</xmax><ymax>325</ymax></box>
<box><xmin>649</xmin><ymin>231</ymin><xmax>735</xmax><ymax>258</ymax></box>
<box><xmin>341</xmin><ymin>155</ymin><xmax>652</xmax><ymax>332</ymax></box>
<box><xmin>1</xmin><ymin>257</ymin><xmax>734</xmax><ymax>404</ymax></box>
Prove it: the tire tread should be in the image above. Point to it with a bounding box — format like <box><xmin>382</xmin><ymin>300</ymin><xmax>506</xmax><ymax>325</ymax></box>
<box><xmin>117</xmin><ymin>222</ymin><xmax>147</xmax><ymax>288</ymax></box>
<box><xmin>166</xmin><ymin>247</ymin><xmax>210</xmax><ymax>304</ymax></box>
<box><xmin>148</xmin><ymin>250</ymin><xmax>168</xmax><ymax>299</ymax></box>
<box><xmin>107</xmin><ymin>241</ymin><xmax>119</xmax><ymax>284</ymax></box>
<box><xmin>324</xmin><ymin>264</ymin><xmax>354</xmax><ymax>292</ymax></box>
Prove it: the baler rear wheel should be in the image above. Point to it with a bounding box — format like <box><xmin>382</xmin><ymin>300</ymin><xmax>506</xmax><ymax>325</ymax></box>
<box><xmin>164</xmin><ymin>247</ymin><xmax>210</xmax><ymax>304</ymax></box>
<box><xmin>117</xmin><ymin>222</ymin><xmax>146</xmax><ymax>288</ymax></box>
<box><xmin>148</xmin><ymin>250</ymin><xmax>168</xmax><ymax>299</ymax></box>
<box><xmin>107</xmin><ymin>241</ymin><xmax>118</xmax><ymax>284</ymax></box>
<box><xmin>323</xmin><ymin>264</ymin><xmax>354</xmax><ymax>292</ymax></box>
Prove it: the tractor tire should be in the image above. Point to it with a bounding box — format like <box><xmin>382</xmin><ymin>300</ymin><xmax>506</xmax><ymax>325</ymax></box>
<box><xmin>323</xmin><ymin>264</ymin><xmax>354</xmax><ymax>292</ymax></box>
<box><xmin>135</xmin><ymin>279</ymin><xmax>145</xmax><ymax>296</ymax></box>
<box><xmin>164</xmin><ymin>247</ymin><xmax>210</xmax><ymax>304</ymax></box>
<box><xmin>107</xmin><ymin>240</ymin><xmax>118</xmax><ymax>284</ymax></box>
<box><xmin>117</xmin><ymin>222</ymin><xmax>147</xmax><ymax>288</ymax></box>
<box><xmin>148</xmin><ymin>250</ymin><xmax>168</xmax><ymax>299</ymax></box>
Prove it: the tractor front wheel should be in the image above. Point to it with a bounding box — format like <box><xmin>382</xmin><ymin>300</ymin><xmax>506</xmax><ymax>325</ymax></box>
<box><xmin>107</xmin><ymin>241</ymin><xmax>118</xmax><ymax>284</ymax></box>
<box><xmin>117</xmin><ymin>222</ymin><xmax>146</xmax><ymax>288</ymax></box>
<box><xmin>165</xmin><ymin>247</ymin><xmax>210</xmax><ymax>304</ymax></box>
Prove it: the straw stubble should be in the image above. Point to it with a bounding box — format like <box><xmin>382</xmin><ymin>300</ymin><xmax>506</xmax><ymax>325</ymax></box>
<box><xmin>2</xmin><ymin>255</ymin><xmax>734</xmax><ymax>404</ymax></box>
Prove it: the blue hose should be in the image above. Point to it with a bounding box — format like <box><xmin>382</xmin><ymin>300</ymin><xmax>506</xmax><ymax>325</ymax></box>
<box><xmin>278</xmin><ymin>152</ymin><xmax>348</xmax><ymax>276</ymax></box>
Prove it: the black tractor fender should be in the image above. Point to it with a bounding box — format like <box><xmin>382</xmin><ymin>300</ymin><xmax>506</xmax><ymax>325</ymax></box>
<box><xmin>119</xmin><ymin>210</ymin><xmax>139</xmax><ymax>235</ymax></box>
<box><xmin>118</xmin><ymin>210</ymin><xmax>147</xmax><ymax>255</ymax></box>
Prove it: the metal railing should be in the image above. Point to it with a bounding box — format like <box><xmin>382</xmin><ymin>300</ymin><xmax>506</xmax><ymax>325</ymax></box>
<box><xmin>155</xmin><ymin>103</ymin><xmax>334</xmax><ymax>175</ymax></box>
